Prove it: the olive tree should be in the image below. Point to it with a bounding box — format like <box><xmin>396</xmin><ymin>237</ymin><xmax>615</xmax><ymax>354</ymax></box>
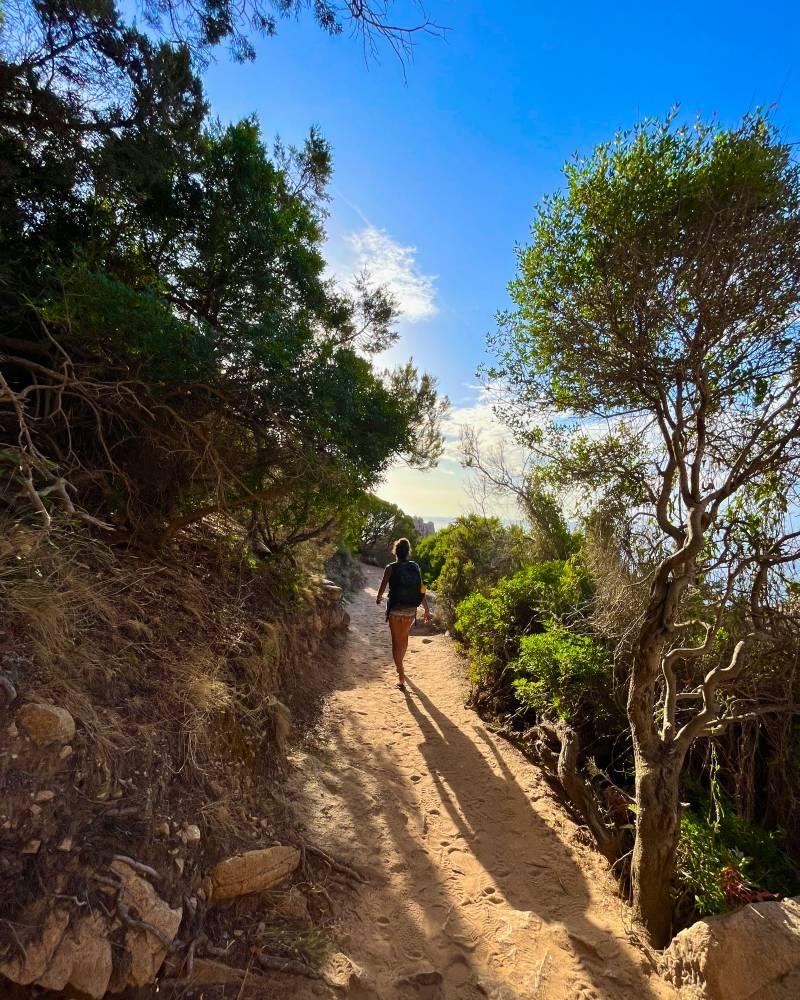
<box><xmin>488</xmin><ymin>113</ymin><xmax>800</xmax><ymax>946</ymax></box>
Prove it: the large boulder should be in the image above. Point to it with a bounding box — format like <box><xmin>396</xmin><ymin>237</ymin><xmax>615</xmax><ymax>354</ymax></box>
<box><xmin>16</xmin><ymin>702</ymin><xmax>75</xmax><ymax>745</ymax></box>
<box><xmin>209</xmin><ymin>845</ymin><xmax>300</xmax><ymax>902</ymax></box>
<box><xmin>660</xmin><ymin>896</ymin><xmax>800</xmax><ymax>999</ymax></box>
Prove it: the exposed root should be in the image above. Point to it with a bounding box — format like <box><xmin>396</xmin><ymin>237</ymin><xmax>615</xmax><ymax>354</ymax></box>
<box><xmin>256</xmin><ymin>952</ymin><xmax>323</xmax><ymax>979</ymax></box>
<box><xmin>302</xmin><ymin>841</ymin><xmax>369</xmax><ymax>885</ymax></box>
<box><xmin>112</xmin><ymin>855</ymin><xmax>161</xmax><ymax>881</ymax></box>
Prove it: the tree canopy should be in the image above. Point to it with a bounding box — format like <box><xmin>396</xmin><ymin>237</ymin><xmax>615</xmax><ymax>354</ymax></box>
<box><xmin>0</xmin><ymin>0</ymin><xmax>447</xmax><ymax>546</ymax></box>
<box><xmin>489</xmin><ymin>111</ymin><xmax>800</xmax><ymax>945</ymax></box>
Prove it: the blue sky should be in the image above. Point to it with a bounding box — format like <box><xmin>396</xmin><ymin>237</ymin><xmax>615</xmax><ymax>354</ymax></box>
<box><xmin>199</xmin><ymin>0</ymin><xmax>800</xmax><ymax>519</ymax></box>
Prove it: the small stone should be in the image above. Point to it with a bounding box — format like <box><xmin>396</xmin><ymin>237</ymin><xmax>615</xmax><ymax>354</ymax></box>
<box><xmin>16</xmin><ymin>703</ymin><xmax>75</xmax><ymax>746</ymax></box>
<box><xmin>57</xmin><ymin>838</ymin><xmax>72</xmax><ymax>852</ymax></box>
<box><xmin>30</xmin><ymin>804</ymin><xmax>42</xmax><ymax>817</ymax></box>
<box><xmin>179</xmin><ymin>824</ymin><xmax>201</xmax><ymax>845</ymax></box>
<box><xmin>233</xmin><ymin>929</ymin><xmax>244</xmax><ymax>938</ymax></box>
<box><xmin>6</xmin><ymin>722</ymin><xmax>18</xmax><ymax>737</ymax></box>
<box><xmin>35</xmin><ymin>790</ymin><xmax>55</xmax><ymax>803</ymax></box>
<box><xmin>22</xmin><ymin>839</ymin><xmax>42</xmax><ymax>854</ymax></box>
<box><xmin>322</xmin><ymin>952</ymin><xmax>369</xmax><ymax>990</ymax></box>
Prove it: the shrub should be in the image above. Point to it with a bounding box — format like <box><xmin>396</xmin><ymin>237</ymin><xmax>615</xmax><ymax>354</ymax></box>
<box><xmin>414</xmin><ymin>528</ymin><xmax>453</xmax><ymax>586</ymax></box>
<box><xmin>676</xmin><ymin>791</ymin><xmax>800</xmax><ymax>917</ymax></box>
<box><xmin>429</xmin><ymin>515</ymin><xmax>535</xmax><ymax>625</ymax></box>
<box><xmin>343</xmin><ymin>495</ymin><xmax>419</xmax><ymax>566</ymax></box>
<box><xmin>454</xmin><ymin>557</ymin><xmax>592</xmax><ymax>690</ymax></box>
<box><xmin>510</xmin><ymin>623</ymin><xmax>612</xmax><ymax>723</ymax></box>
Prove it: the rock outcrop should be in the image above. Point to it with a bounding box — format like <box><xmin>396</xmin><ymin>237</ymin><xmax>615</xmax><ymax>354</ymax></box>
<box><xmin>209</xmin><ymin>845</ymin><xmax>300</xmax><ymax>902</ymax></box>
<box><xmin>660</xmin><ymin>896</ymin><xmax>800</xmax><ymax>999</ymax></box>
<box><xmin>320</xmin><ymin>579</ymin><xmax>350</xmax><ymax>630</ymax></box>
<box><xmin>0</xmin><ymin>859</ymin><xmax>182</xmax><ymax>997</ymax></box>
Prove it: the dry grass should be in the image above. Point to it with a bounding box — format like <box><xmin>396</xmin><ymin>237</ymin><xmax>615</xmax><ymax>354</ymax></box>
<box><xmin>0</xmin><ymin>513</ymin><xmax>339</xmax><ymax>913</ymax></box>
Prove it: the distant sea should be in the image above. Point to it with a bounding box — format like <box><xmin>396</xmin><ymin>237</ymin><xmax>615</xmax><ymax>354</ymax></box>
<box><xmin>420</xmin><ymin>514</ymin><xmax>523</xmax><ymax>531</ymax></box>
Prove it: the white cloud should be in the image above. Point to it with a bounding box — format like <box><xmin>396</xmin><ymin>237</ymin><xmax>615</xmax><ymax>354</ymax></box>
<box><xmin>376</xmin><ymin>385</ymin><xmax>530</xmax><ymax>521</ymax></box>
<box><xmin>332</xmin><ymin>225</ymin><xmax>438</xmax><ymax>323</ymax></box>
<box><xmin>441</xmin><ymin>385</ymin><xmax>530</xmax><ymax>465</ymax></box>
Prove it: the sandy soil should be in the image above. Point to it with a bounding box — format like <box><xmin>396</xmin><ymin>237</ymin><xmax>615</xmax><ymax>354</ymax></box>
<box><xmin>286</xmin><ymin>566</ymin><xmax>678</xmax><ymax>1000</ymax></box>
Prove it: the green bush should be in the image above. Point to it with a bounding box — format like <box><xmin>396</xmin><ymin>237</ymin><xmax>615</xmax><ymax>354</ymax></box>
<box><xmin>510</xmin><ymin>623</ymin><xmax>612</xmax><ymax>722</ymax></box>
<box><xmin>454</xmin><ymin>557</ymin><xmax>592</xmax><ymax>690</ymax></box>
<box><xmin>676</xmin><ymin>786</ymin><xmax>800</xmax><ymax>916</ymax></box>
<box><xmin>415</xmin><ymin>528</ymin><xmax>454</xmax><ymax>586</ymax></box>
<box><xmin>426</xmin><ymin>515</ymin><xmax>535</xmax><ymax>625</ymax></box>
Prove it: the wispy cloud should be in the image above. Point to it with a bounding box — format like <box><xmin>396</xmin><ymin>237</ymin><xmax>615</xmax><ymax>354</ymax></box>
<box><xmin>441</xmin><ymin>385</ymin><xmax>528</xmax><ymax>464</ymax></box>
<box><xmin>331</xmin><ymin>225</ymin><xmax>438</xmax><ymax>323</ymax></box>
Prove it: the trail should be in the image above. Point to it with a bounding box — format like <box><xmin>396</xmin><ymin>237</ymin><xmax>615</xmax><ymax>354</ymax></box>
<box><xmin>287</xmin><ymin>566</ymin><xmax>677</xmax><ymax>1000</ymax></box>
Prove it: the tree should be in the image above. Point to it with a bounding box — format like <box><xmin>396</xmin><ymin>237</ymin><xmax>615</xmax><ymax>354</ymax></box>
<box><xmin>1</xmin><ymin>1</ymin><xmax>447</xmax><ymax>544</ymax></box>
<box><xmin>135</xmin><ymin>0</ymin><xmax>445</xmax><ymax>64</ymax></box>
<box><xmin>346</xmin><ymin>494</ymin><xmax>418</xmax><ymax>563</ymax></box>
<box><xmin>488</xmin><ymin>112</ymin><xmax>800</xmax><ymax>946</ymax></box>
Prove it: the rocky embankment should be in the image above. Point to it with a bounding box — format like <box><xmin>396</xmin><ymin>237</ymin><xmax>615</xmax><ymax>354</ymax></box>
<box><xmin>0</xmin><ymin>546</ymin><xmax>349</xmax><ymax>997</ymax></box>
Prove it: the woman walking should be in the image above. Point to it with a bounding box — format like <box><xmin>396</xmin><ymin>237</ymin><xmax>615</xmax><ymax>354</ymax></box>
<box><xmin>376</xmin><ymin>538</ymin><xmax>432</xmax><ymax>690</ymax></box>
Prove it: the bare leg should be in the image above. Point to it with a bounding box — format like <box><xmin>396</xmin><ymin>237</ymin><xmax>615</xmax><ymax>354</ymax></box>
<box><xmin>388</xmin><ymin>615</ymin><xmax>414</xmax><ymax>685</ymax></box>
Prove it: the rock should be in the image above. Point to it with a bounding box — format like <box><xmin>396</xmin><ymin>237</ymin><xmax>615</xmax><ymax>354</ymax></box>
<box><xmin>59</xmin><ymin>744</ymin><xmax>73</xmax><ymax>759</ymax></box>
<box><xmin>321</xmin><ymin>951</ymin><xmax>368</xmax><ymax>990</ymax></box>
<box><xmin>56</xmin><ymin>838</ymin><xmax>72</xmax><ymax>852</ymax></box>
<box><xmin>6</xmin><ymin>721</ymin><xmax>18</xmax><ymax>737</ymax></box>
<box><xmin>37</xmin><ymin>911</ymin><xmax>113</xmax><ymax>998</ymax></box>
<box><xmin>29</xmin><ymin>804</ymin><xmax>42</xmax><ymax>817</ymax></box>
<box><xmin>16</xmin><ymin>703</ymin><xmax>75</xmax><ymax>745</ymax></box>
<box><xmin>179</xmin><ymin>823</ymin><xmax>201</xmax><ymax>845</ymax></box>
<box><xmin>0</xmin><ymin>673</ymin><xmax>17</xmax><ymax>707</ymax></box>
<box><xmin>395</xmin><ymin>968</ymin><xmax>443</xmax><ymax>988</ymax></box>
<box><xmin>209</xmin><ymin>845</ymin><xmax>300</xmax><ymax>902</ymax></box>
<box><xmin>0</xmin><ymin>909</ymin><xmax>70</xmax><ymax>985</ymax></box>
<box><xmin>660</xmin><ymin>896</ymin><xmax>800</xmax><ymax>999</ymax></box>
<box><xmin>35</xmin><ymin>790</ymin><xmax>55</xmax><ymax>803</ymax></box>
<box><xmin>109</xmin><ymin>858</ymin><xmax>182</xmax><ymax>988</ymax></box>
<box><xmin>22</xmin><ymin>838</ymin><xmax>41</xmax><ymax>854</ymax></box>
<box><xmin>320</xmin><ymin>579</ymin><xmax>343</xmax><ymax>601</ymax></box>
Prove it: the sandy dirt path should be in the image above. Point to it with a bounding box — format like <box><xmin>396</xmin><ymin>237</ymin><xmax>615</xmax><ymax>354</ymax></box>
<box><xmin>287</xmin><ymin>567</ymin><xmax>677</xmax><ymax>1000</ymax></box>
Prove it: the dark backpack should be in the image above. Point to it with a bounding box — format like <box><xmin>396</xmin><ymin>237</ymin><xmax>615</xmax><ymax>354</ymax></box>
<box><xmin>389</xmin><ymin>560</ymin><xmax>424</xmax><ymax>608</ymax></box>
